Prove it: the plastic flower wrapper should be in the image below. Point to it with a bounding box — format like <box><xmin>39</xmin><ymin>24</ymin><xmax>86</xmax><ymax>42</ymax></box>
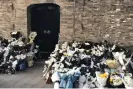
<box><xmin>80</xmin><ymin>54</ymin><xmax>88</xmax><ymax>60</ymax></box>
<box><xmin>95</xmin><ymin>71</ymin><xmax>109</xmax><ymax>87</ymax></box>
<box><xmin>129</xmin><ymin>60</ymin><xmax>133</xmax><ymax>69</ymax></box>
<box><xmin>28</xmin><ymin>60</ymin><xmax>34</xmax><ymax>67</ymax></box>
<box><xmin>83</xmin><ymin>73</ymin><xmax>96</xmax><ymax>88</ymax></box>
<box><xmin>11</xmin><ymin>39</ymin><xmax>25</xmax><ymax>46</ymax></box>
<box><xmin>52</xmin><ymin>62</ymin><xmax>64</xmax><ymax>72</ymax></box>
<box><xmin>112</xmin><ymin>52</ymin><xmax>125</xmax><ymax>66</ymax></box>
<box><xmin>110</xmin><ymin>73</ymin><xmax>123</xmax><ymax>87</ymax></box>
<box><xmin>83</xmin><ymin>80</ymin><xmax>96</xmax><ymax>88</ymax></box>
<box><xmin>0</xmin><ymin>47</ymin><xmax>3</xmax><ymax>53</ymax></box>
<box><xmin>26</xmin><ymin>52</ymin><xmax>34</xmax><ymax>67</ymax></box>
<box><xmin>45</xmin><ymin>57</ymin><xmax>56</xmax><ymax>65</ymax></box>
<box><xmin>17</xmin><ymin>40</ymin><xmax>25</xmax><ymax>47</ymax></box>
<box><xmin>61</xmin><ymin>42</ymin><xmax>68</xmax><ymax>51</ymax></box>
<box><xmin>50</xmin><ymin>52</ymin><xmax>58</xmax><ymax>57</ymax></box>
<box><xmin>54</xmin><ymin>82</ymin><xmax>60</xmax><ymax>89</ymax></box>
<box><xmin>33</xmin><ymin>48</ymin><xmax>38</xmax><ymax>54</ymax></box>
<box><xmin>9</xmin><ymin>55</ymin><xmax>14</xmax><ymax>60</ymax></box>
<box><xmin>67</xmin><ymin>67</ymin><xmax>81</xmax><ymax>75</ymax></box>
<box><xmin>67</xmin><ymin>49</ymin><xmax>76</xmax><ymax>56</ymax></box>
<box><xmin>51</xmin><ymin>72</ymin><xmax>61</xmax><ymax>82</ymax></box>
<box><xmin>65</xmin><ymin>71</ymin><xmax>81</xmax><ymax>89</ymax></box>
<box><xmin>78</xmin><ymin>75</ymin><xmax>86</xmax><ymax>88</ymax></box>
<box><xmin>4</xmin><ymin>46</ymin><xmax>10</xmax><ymax>57</ymax></box>
<box><xmin>54</xmin><ymin>44</ymin><xmax>59</xmax><ymax>52</ymax></box>
<box><xmin>20</xmin><ymin>54</ymin><xmax>26</xmax><ymax>60</ymax></box>
<box><xmin>15</xmin><ymin>55</ymin><xmax>21</xmax><ymax>60</ymax></box>
<box><xmin>59</xmin><ymin>74</ymin><xmax>67</xmax><ymax>88</ymax></box>
<box><xmin>12</xmin><ymin>60</ymin><xmax>18</xmax><ymax>70</ymax></box>
<box><xmin>43</xmin><ymin>65</ymin><xmax>47</xmax><ymax>73</ymax></box>
<box><xmin>61</xmin><ymin>67</ymin><xmax>81</xmax><ymax>88</ymax></box>
<box><xmin>65</xmin><ymin>75</ymin><xmax>73</xmax><ymax>88</ymax></box>
<box><xmin>95</xmin><ymin>50</ymin><xmax>104</xmax><ymax>57</ymax></box>
<box><xmin>27</xmin><ymin>52</ymin><xmax>34</xmax><ymax>61</ymax></box>
<box><xmin>52</xmin><ymin>62</ymin><xmax>60</xmax><ymax>71</ymax></box>
<box><xmin>72</xmin><ymin>70</ymin><xmax>81</xmax><ymax>82</ymax></box>
<box><xmin>10</xmin><ymin>41</ymin><xmax>16</xmax><ymax>46</ymax></box>
<box><xmin>51</xmin><ymin>72</ymin><xmax>61</xmax><ymax>89</ymax></box>
<box><xmin>61</xmin><ymin>68</ymin><xmax>69</xmax><ymax>73</ymax></box>
<box><xmin>122</xmin><ymin>57</ymin><xmax>131</xmax><ymax>70</ymax></box>
<box><xmin>78</xmin><ymin>49</ymin><xmax>85</xmax><ymax>53</ymax></box>
<box><xmin>60</xmin><ymin>67</ymin><xmax>70</xmax><ymax>74</ymax></box>
<box><xmin>97</xmin><ymin>45</ymin><xmax>105</xmax><ymax>52</ymax></box>
<box><xmin>72</xmin><ymin>41</ymin><xmax>78</xmax><ymax>48</ymax></box>
<box><xmin>84</xmin><ymin>42</ymin><xmax>90</xmax><ymax>46</ymax></box>
<box><xmin>121</xmin><ymin>73</ymin><xmax>133</xmax><ymax>88</ymax></box>
<box><xmin>27</xmin><ymin>52</ymin><xmax>34</xmax><ymax>56</ymax></box>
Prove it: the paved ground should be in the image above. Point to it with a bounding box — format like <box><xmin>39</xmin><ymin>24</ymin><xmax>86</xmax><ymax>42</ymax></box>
<box><xmin>0</xmin><ymin>61</ymin><xmax>54</xmax><ymax>88</ymax></box>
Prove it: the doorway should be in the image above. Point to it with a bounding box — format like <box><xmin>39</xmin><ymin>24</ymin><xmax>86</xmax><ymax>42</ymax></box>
<box><xmin>27</xmin><ymin>3</ymin><xmax>60</xmax><ymax>59</ymax></box>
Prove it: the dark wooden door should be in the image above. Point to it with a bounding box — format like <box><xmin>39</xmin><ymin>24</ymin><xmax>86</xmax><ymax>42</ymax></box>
<box><xmin>27</xmin><ymin>3</ymin><xmax>60</xmax><ymax>53</ymax></box>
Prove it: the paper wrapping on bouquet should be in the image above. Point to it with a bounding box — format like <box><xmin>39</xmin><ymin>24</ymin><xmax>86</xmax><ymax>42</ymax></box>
<box><xmin>67</xmin><ymin>50</ymin><xmax>76</xmax><ymax>56</ymax></box>
<box><xmin>110</xmin><ymin>74</ymin><xmax>123</xmax><ymax>87</ymax></box>
<box><xmin>51</xmin><ymin>72</ymin><xmax>61</xmax><ymax>82</ymax></box>
<box><xmin>26</xmin><ymin>52</ymin><xmax>34</xmax><ymax>67</ymax></box>
<box><xmin>121</xmin><ymin>73</ymin><xmax>133</xmax><ymax>88</ymax></box>
<box><xmin>82</xmin><ymin>83</ymin><xmax>88</xmax><ymax>89</ymax></box>
<box><xmin>54</xmin><ymin>82</ymin><xmax>60</xmax><ymax>89</ymax></box>
<box><xmin>12</xmin><ymin>60</ymin><xmax>18</xmax><ymax>70</ymax></box>
<box><xmin>96</xmin><ymin>71</ymin><xmax>109</xmax><ymax>87</ymax></box>
<box><xmin>0</xmin><ymin>47</ymin><xmax>3</xmax><ymax>54</ymax></box>
<box><xmin>124</xmin><ymin>77</ymin><xmax>133</xmax><ymax>88</ymax></box>
<box><xmin>83</xmin><ymin>82</ymin><xmax>96</xmax><ymax>89</ymax></box>
<box><xmin>61</xmin><ymin>42</ymin><xmax>68</xmax><ymax>50</ymax></box>
<box><xmin>54</xmin><ymin>44</ymin><xmax>59</xmax><ymax>52</ymax></box>
<box><xmin>28</xmin><ymin>60</ymin><xmax>34</xmax><ymax>67</ymax></box>
<box><xmin>112</xmin><ymin>52</ymin><xmax>125</xmax><ymax>66</ymax></box>
<box><xmin>27</xmin><ymin>52</ymin><xmax>35</xmax><ymax>61</ymax></box>
<box><xmin>51</xmin><ymin>72</ymin><xmax>61</xmax><ymax>89</ymax></box>
<box><xmin>78</xmin><ymin>75</ymin><xmax>86</xmax><ymax>88</ymax></box>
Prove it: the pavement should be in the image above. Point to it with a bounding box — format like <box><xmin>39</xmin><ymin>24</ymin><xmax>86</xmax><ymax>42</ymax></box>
<box><xmin>0</xmin><ymin>61</ymin><xmax>54</xmax><ymax>88</ymax></box>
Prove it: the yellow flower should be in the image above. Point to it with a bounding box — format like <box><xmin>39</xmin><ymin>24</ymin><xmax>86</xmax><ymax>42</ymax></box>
<box><xmin>110</xmin><ymin>77</ymin><xmax>113</xmax><ymax>82</ymax></box>
<box><xmin>99</xmin><ymin>73</ymin><xmax>108</xmax><ymax>78</ymax></box>
<box><xmin>63</xmin><ymin>53</ymin><xmax>68</xmax><ymax>56</ymax></box>
<box><xmin>106</xmin><ymin>59</ymin><xmax>119</xmax><ymax>68</ymax></box>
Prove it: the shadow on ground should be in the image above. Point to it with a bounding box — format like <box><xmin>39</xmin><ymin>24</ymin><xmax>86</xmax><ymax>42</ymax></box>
<box><xmin>0</xmin><ymin>61</ymin><xmax>54</xmax><ymax>88</ymax></box>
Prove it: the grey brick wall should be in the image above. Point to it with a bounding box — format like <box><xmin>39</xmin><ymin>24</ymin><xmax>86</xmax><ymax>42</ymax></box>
<box><xmin>0</xmin><ymin>0</ymin><xmax>133</xmax><ymax>46</ymax></box>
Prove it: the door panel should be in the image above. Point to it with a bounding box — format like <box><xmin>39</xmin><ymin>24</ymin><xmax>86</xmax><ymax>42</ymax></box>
<box><xmin>27</xmin><ymin>3</ymin><xmax>60</xmax><ymax>52</ymax></box>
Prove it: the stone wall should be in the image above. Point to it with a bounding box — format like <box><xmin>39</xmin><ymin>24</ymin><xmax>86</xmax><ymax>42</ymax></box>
<box><xmin>0</xmin><ymin>0</ymin><xmax>46</xmax><ymax>39</ymax></box>
<box><xmin>0</xmin><ymin>0</ymin><xmax>133</xmax><ymax>46</ymax></box>
<box><xmin>58</xmin><ymin>0</ymin><xmax>133</xmax><ymax>46</ymax></box>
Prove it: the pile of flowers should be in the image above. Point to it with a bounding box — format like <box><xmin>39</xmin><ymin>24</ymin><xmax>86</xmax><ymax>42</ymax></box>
<box><xmin>43</xmin><ymin>41</ymin><xmax>133</xmax><ymax>88</ymax></box>
<box><xmin>0</xmin><ymin>31</ymin><xmax>38</xmax><ymax>74</ymax></box>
